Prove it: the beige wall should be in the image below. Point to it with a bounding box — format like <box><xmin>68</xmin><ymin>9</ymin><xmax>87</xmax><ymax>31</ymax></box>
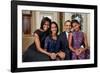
<box><xmin>22</xmin><ymin>36</ymin><xmax>34</xmax><ymax>54</ymax></box>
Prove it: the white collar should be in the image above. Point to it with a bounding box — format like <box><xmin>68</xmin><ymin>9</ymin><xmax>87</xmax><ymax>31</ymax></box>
<box><xmin>65</xmin><ymin>31</ymin><xmax>69</xmax><ymax>38</ymax></box>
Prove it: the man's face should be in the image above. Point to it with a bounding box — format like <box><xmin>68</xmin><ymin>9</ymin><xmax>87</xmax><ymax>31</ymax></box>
<box><xmin>64</xmin><ymin>22</ymin><xmax>71</xmax><ymax>32</ymax></box>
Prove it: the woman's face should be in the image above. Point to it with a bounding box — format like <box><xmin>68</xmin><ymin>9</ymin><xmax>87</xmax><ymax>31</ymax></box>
<box><xmin>43</xmin><ymin>21</ymin><xmax>50</xmax><ymax>31</ymax></box>
<box><xmin>51</xmin><ymin>23</ymin><xmax>57</xmax><ymax>34</ymax></box>
<box><xmin>72</xmin><ymin>23</ymin><xmax>80</xmax><ymax>31</ymax></box>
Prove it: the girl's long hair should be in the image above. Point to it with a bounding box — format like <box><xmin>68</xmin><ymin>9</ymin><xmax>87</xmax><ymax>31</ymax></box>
<box><xmin>49</xmin><ymin>21</ymin><xmax>59</xmax><ymax>37</ymax></box>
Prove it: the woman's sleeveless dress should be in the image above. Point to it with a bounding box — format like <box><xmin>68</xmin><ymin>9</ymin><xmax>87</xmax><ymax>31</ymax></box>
<box><xmin>22</xmin><ymin>30</ymin><xmax>50</xmax><ymax>62</ymax></box>
<box><xmin>72</xmin><ymin>31</ymin><xmax>90</xmax><ymax>59</ymax></box>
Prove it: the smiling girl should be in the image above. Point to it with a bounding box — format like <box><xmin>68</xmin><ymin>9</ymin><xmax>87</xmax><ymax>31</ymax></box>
<box><xmin>69</xmin><ymin>20</ymin><xmax>90</xmax><ymax>60</ymax></box>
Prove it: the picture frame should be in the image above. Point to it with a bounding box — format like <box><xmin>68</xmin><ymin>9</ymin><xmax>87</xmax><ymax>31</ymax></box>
<box><xmin>11</xmin><ymin>0</ymin><xmax>97</xmax><ymax>72</ymax></box>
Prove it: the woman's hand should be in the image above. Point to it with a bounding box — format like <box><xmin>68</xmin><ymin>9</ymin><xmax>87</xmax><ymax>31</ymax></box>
<box><xmin>74</xmin><ymin>48</ymin><xmax>85</xmax><ymax>56</ymax></box>
<box><xmin>74</xmin><ymin>49</ymin><xmax>80</xmax><ymax>56</ymax></box>
<box><xmin>78</xmin><ymin>48</ymin><xmax>85</xmax><ymax>54</ymax></box>
<box><xmin>56</xmin><ymin>51</ymin><xmax>65</xmax><ymax>60</ymax></box>
<box><xmin>49</xmin><ymin>53</ymin><xmax>57</xmax><ymax>60</ymax></box>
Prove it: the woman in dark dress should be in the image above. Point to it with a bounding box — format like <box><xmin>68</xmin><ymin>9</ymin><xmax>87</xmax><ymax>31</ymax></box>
<box><xmin>44</xmin><ymin>22</ymin><xmax>65</xmax><ymax>60</ymax></box>
<box><xmin>23</xmin><ymin>17</ymin><xmax>56</xmax><ymax>62</ymax></box>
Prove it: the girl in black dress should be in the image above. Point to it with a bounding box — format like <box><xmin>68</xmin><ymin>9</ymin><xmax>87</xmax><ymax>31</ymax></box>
<box><xmin>23</xmin><ymin>17</ymin><xmax>56</xmax><ymax>62</ymax></box>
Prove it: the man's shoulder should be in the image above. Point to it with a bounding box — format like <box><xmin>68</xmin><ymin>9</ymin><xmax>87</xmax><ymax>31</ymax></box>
<box><xmin>59</xmin><ymin>31</ymin><xmax>66</xmax><ymax>35</ymax></box>
<box><xmin>58</xmin><ymin>31</ymin><xmax>66</xmax><ymax>39</ymax></box>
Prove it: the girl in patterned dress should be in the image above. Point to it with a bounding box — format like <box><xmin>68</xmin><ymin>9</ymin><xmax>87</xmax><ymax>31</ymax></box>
<box><xmin>68</xmin><ymin>20</ymin><xmax>90</xmax><ymax>60</ymax></box>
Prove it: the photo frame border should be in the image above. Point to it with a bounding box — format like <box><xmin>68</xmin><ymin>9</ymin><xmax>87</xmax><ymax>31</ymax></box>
<box><xmin>11</xmin><ymin>1</ymin><xmax>98</xmax><ymax>72</ymax></box>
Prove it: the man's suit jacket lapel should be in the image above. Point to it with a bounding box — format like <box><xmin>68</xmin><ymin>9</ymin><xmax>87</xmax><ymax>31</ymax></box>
<box><xmin>63</xmin><ymin>31</ymin><xmax>68</xmax><ymax>43</ymax></box>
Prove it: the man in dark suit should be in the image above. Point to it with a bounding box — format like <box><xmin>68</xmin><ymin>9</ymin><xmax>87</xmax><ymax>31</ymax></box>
<box><xmin>58</xmin><ymin>20</ymin><xmax>72</xmax><ymax>60</ymax></box>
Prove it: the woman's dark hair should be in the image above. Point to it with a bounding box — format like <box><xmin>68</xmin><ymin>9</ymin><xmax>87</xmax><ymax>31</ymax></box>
<box><xmin>50</xmin><ymin>21</ymin><xmax>59</xmax><ymax>36</ymax></box>
<box><xmin>40</xmin><ymin>17</ymin><xmax>51</xmax><ymax>30</ymax></box>
<box><xmin>71</xmin><ymin>20</ymin><xmax>81</xmax><ymax>30</ymax></box>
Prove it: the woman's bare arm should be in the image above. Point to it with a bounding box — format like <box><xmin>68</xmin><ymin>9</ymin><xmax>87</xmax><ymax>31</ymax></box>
<box><xmin>34</xmin><ymin>33</ymin><xmax>50</xmax><ymax>56</ymax></box>
<box><xmin>83</xmin><ymin>32</ymin><xmax>88</xmax><ymax>50</ymax></box>
<box><xmin>68</xmin><ymin>33</ymin><xmax>75</xmax><ymax>52</ymax></box>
